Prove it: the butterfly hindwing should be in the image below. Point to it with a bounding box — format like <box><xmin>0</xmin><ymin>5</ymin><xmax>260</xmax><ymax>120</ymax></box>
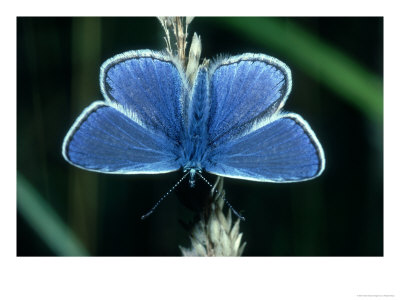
<box><xmin>204</xmin><ymin>113</ymin><xmax>325</xmax><ymax>182</ymax></box>
<box><xmin>62</xmin><ymin>101</ymin><xmax>180</xmax><ymax>174</ymax></box>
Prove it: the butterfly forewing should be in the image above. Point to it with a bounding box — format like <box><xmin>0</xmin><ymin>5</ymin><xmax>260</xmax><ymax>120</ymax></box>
<box><xmin>100</xmin><ymin>50</ymin><xmax>187</xmax><ymax>141</ymax></box>
<box><xmin>207</xmin><ymin>53</ymin><xmax>292</xmax><ymax>145</ymax></box>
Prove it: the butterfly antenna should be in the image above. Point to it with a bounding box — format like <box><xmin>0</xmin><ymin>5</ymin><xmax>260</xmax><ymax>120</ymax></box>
<box><xmin>196</xmin><ymin>172</ymin><xmax>246</xmax><ymax>221</ymax></box>
<box><xmin>141</xmin><ymin>171</ymin><xmax>190</xmax><ymax>220</ymax></box>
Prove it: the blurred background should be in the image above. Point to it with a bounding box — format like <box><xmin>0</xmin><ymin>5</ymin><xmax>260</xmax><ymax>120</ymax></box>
<box><xmin>17</xmin><ymin>17</ymin><xmax>383</xmax><ymax>256</ymax></box>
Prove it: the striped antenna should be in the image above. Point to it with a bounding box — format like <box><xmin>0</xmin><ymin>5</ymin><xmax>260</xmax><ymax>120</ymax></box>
<box><xmin>141</xmin><ymin>171</ymin><xmax>190</xmax><ymax>220</ymax></box>
<box><xmin>196</xmin><ymin>172</ymin><xmax>246</xmax><ymax>221</ymax></box>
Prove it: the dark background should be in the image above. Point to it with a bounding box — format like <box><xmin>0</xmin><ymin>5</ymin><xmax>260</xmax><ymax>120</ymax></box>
<box><xmin>17</xmin><ymin>17</ymin><xmax>383</xmax><ymax>256</ymax></box>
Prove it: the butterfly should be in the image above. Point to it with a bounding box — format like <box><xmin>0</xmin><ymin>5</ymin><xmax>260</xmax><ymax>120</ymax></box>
<box><xmin>62</xmin><ymin>50</ymin><xmax>325</xmax><ymax>189</ymax></box>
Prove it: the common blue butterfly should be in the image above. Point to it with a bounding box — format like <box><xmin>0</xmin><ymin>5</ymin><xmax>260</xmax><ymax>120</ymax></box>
<box><xmin>62</xmin><ymin>50</ymin><xmax>325</xmax><ymax>189</ymax></box>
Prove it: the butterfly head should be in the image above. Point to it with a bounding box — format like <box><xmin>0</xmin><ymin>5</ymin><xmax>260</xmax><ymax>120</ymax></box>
<box><xmin>183</xmin><ymin>167</ymin><xmax>201</xmax><ymax>188</ymax></box>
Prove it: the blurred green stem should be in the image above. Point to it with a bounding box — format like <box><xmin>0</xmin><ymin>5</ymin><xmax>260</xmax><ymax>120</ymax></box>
<box><xmin>221</xmin><ymin>17</ymin><xmax>383</xmax><ymax>124</ymax></box>
<box><xmin>69</xmin><ymin>18</ymin><xmax>102</xmax><ymax>254</ymax></box>
<box><xmin>17</xmin><ymin>172</ymin><xmax>89</xmax><ymax>256</ymax></box>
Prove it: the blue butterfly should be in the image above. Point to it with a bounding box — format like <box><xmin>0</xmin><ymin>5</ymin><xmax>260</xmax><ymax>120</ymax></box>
<box><xmin>62</xmin><ymin>50</ymin><xmax>325</xmax><ymax>188</ymax></box>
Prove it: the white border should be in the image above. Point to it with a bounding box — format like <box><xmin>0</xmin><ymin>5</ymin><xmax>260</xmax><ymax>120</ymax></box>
<box><xmin>6</xmin><ymin>10</ymin><xmax>397</xmax><ymax>300</ymax></box>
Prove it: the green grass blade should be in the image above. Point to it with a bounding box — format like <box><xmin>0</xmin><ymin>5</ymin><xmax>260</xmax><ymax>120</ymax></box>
<box><xmin>17</xmin><ymin>172</ymin><xmax>90</xmax><ymax>256</ymax></box>
<box><xmin>220</xmin><ymin>17</ymin><xmax>383</xmax><ymax>124</ymax></box>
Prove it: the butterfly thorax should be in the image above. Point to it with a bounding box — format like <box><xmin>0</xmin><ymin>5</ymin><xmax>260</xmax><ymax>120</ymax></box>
<box><xmin>179</xmin><ymin>66</ymin><xmax>211</xmax><ymax>183</ymax></box>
